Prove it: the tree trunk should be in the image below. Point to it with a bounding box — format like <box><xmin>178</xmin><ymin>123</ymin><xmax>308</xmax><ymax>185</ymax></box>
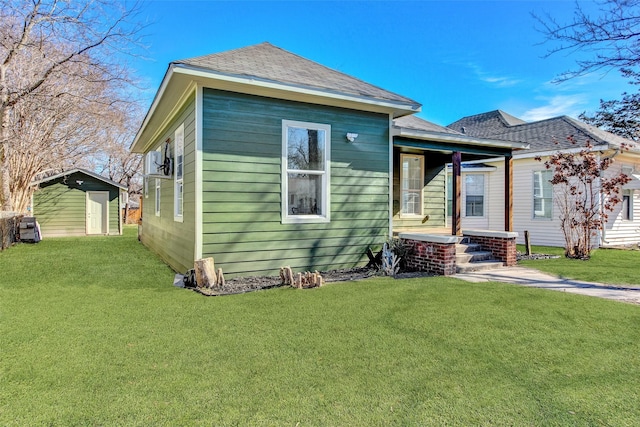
<box><xmin>194</xmin><ymin>257</ymin><xmax>218</xmax><ymax>289</ymax></box>
<box><xmin>0</xmin><ymin>66</ymin><xmax>12</xmax><ymax>211</ymax></box>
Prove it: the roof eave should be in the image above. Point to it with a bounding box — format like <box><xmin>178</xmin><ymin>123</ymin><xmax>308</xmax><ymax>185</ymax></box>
<box><xmin>174</xmin><ymin>63</ymin><xmax>421</xmax><ymax>114</ymax></box>
<box><xmin>31</xmin><ymin>168</ymin><xmax>128</xmax><ymax>190</ymax></box>
<box><xmin>130</xmin><ymin>64</ymin><xmax>176</xmax><ymax>153</ymax></box>
<box><xmin>131</xmin><ymin>63</ymin><xmax>422</xmax><ymax>153</ymax></box>
<box><xmin>392</xmin><ymin>126</ymin><xmax>530</xmax><ymax>151</ymax></box>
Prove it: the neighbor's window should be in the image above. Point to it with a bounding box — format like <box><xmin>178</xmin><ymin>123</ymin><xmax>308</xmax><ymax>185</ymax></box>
<box><xmin>174</xmin><ymin>123</ymin><xmax>184</xmax><ymax>222</ymax></box>
<box><xmin>464</xmin><ymin>174</ymin><xmax>484</xmax><ymax>217</ymax></box>
<box><xmin>622</xmin><ymin>189</ymin><xmax>633</xmax><ymax>221</ymax></box>
<box><xmin>400</xmin><ymin>154</ymin><xmax>424</xmax><ymax>217</ymax></box>
<box><xmin>155</xmin><ymin>178</ymin><xmax>161</xmax><ymax>217</ymax></box>
<box><xmin>533</xmin><ymin>170</ymin><xmax>553</xmax><ymax>219</ymax></box>
<box><xmin>282</xmin><ymin>120</ymin><xmax>331</xmax><ymax>223</ymax></box>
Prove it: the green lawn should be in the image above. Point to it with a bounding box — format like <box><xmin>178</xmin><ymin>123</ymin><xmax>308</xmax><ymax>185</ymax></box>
<box><xmin>1</xmin><ymin>227</ymin><xmax>639</xmax><ymax>426</ymax></box>
<box><xmin>518</xmin><ymin>244</ymin><xmax>640</xmax><ymax>286</ymax></box>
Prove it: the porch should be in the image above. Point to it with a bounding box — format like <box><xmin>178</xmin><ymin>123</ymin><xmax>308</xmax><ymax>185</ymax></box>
<box><xmin>390</xmin><ymin>116</ymin><xmax>528</xmax><ymax>275</ymax></box>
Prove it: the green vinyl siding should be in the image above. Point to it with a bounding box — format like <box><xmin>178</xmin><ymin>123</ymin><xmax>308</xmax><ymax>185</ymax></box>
<box><xmin>33</xmin><ymin>172</ymin><xmax>122</xmax><ymax>237</ymax></box>
<box><xmin>202</xmin><ymin>89</ymin><xmax>390</xmax><ymax>277</ymax></box>
<box><xmin>140</xmin><ymin>94</ymin><xmax>197</xmax><ymax>273</ymax></box>
<box><xmin>392</xmin><ymin>148</ymin><xmax>447</xmax><ymax>230</ymax></box>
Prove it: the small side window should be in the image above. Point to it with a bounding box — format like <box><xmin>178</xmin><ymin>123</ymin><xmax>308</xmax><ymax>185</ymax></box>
<box><xmin>174</xmin><ymin>124</ymin><xmax>184</xmax><ymax>222</ymax></box>
<box><xmin>155</xmin><ymin>178</ymin><xmax>161</xmax><ymax>217</ymax></box>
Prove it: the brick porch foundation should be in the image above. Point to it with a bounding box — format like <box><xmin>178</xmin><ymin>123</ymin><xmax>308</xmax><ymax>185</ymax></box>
<box><xmin>399</xmin><ymin>233</ymin><xmax>458</xmax><ymax>276</ymax></box>
<box><xmin>399</xmin><ymin>230</ymin><xmax>518</xmax><ymax>276</ymax></box>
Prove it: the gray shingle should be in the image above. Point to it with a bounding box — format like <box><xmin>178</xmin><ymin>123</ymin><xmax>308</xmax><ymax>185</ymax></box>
<box><xmin>448</xmin><ymin>110</ymin><xmax>633</xmax><ymax>153</ymax></box>
<box><xmin>394</xmin><ymin>115</ymin><xmax>463</xmax><ymax>135</ymax></box>
<box><xmin>174</xmin><ymin>42</ymin><xmax>420</xmax><ymax>107</ymax></box>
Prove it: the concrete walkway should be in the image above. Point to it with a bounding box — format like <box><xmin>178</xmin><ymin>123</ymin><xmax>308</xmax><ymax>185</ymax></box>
<box><xmin>454</xmin><ymin>266</ymin><xmax>640</xmax><ymax>305</ymax></box>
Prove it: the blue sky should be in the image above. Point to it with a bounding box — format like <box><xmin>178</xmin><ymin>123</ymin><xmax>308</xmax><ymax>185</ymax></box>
<box><xmin>132</xmin><ymin>0</ymin><xmax>630</xmax><ymax>126</ymax></box>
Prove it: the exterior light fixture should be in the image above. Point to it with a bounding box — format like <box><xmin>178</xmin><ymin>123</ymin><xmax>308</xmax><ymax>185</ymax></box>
<box><xmin>346</xmin><ymin>133</ymin><xmax>358</xmax><ymax>142</ymax></box>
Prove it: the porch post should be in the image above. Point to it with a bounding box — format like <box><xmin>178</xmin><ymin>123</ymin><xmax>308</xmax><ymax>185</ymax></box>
<box><xmin>504</xmin><ymin>154</ymin><xmax>513</xmax><ymax>232</ymax></box>
<box><xmin>452</xmin><ymin>151</ymin><xmax>461</xmax><ymax>236</ymax></box>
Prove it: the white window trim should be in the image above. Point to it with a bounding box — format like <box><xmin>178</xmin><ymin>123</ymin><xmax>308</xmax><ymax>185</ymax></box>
<box><xmin>533</xmin><ymin>170</ymin><xmax>553</xmax><ymax>220</ymax></box>
<box><xmin>281</xmin><ymin>119</ymin><xmax>331</xmax><ymax>224</ymax></box>
<box><xmin>174</xmin><ymin>123</ymin><xmax>184</xmax><ymax>222</ymax></box>
<box><xmin>463</xmin><ymin>173</ymin><xmax>486</xmax><ymax>218</ymax></box>
<box><xmin>155</xmin><ymin>178</ymin><xmax>161</xmax><ymax>217</ymax></box>
<box><xmin>399</xmin><ymin>153</ymin><xmax>424</xmax><ymax>218</ymax></box>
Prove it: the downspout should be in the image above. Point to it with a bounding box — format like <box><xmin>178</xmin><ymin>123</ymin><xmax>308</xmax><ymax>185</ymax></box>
<box><xmin>599</xmin><ymin>148</ymin><xmax>620</xmax><ymax>246</ymax></box>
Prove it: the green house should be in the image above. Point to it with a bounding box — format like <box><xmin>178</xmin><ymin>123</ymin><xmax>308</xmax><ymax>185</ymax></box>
<box><xmin>131</xmin><ymin>43</ymin><xmax>526</xmax><ymax>277</ymax></box>
<box><xmin>32</xmin><ymin>169</ymin><xmax>127</xmax><ymax>237</ymax></box>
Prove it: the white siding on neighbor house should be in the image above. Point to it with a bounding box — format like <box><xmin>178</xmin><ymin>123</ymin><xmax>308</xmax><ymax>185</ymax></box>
<box><xmin>601</xmin><ymin>155</ymin><xmax>640</xmax><ymax>247</ymax></box>
<box><xmin>478</xmin><ymin>153</ymin><xmax>640</xmax><ymax>248</ymax></box>
<box><xmin>480</xmin><ymin>157</ymin><xmax>567</xmax><ymax>247</ymax></box>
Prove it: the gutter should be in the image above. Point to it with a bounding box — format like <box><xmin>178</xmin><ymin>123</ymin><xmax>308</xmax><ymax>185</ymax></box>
<box><xmin>392</xmin><ymin>127</ymin><xmax>530</xmax><ymax>151</ymax></box>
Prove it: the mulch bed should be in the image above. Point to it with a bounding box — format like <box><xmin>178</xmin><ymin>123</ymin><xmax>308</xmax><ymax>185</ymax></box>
<box><xmin>181</xmin><ymin>267</ymin><xmax>433</xmax><ymax>296</ymax></box>
<box><xmin>517</xmin><ymin>252</ymin><xmax>561</xmax><ymax>261</ymax></box>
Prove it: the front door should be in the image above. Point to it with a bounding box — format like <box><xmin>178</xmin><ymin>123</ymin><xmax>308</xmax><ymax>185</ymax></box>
<box><xmin>86</xmin><ymin>191</ymin><xmax>109</xmax><ymax>235</ymax></box>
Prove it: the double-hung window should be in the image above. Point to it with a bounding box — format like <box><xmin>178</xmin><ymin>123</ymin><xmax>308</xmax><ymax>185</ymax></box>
<box><xmin>400</xmin><ymin>154</ymin><xmax>424</xmax><ymax>217</ymax></box>
<box><xmin>533</xmin><ymin>170</ymin><xmax>553</xmax><ymax>219</ymax></box>
<box><xmin>464</xmin><ymin>174</ymin><xmax>484</xmax><ymax>217</ymax></box>
<box><xmin>282</xmin><ymin>120</ymin><xmax>330</xmax><ymax>223</ymax></box>
<box><xmin>174</xmin><ymin>124</ymin><xmax>184</xmax><ymax>222</ymax></box>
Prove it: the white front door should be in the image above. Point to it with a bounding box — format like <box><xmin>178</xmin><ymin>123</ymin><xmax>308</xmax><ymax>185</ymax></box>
<box><xmin>86</xmin><ymin>192</ymin><xmax>109</xmax><ymax>235</ymax></box>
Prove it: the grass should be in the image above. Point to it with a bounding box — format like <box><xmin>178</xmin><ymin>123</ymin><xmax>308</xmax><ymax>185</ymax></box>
<box><xmin>518</xmin><ymin>244</ymin><xmax>640</xmax><ymax>286</ymax></box>
<box><xmin>1</xmin><ymin>227</ymin><xmax>639</xmax><ymax>425</ymax></box>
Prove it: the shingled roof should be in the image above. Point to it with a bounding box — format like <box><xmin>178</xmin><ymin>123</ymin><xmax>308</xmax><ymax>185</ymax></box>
<box><xmin>394</xmin><ymin>115</ymin><xmax>463</xmax><ymax>135</ymax></box>
<box><xmin>174</xmin><ymin>42</ymin><xmax>420</xmax><ymax>108</ymax></box>
<box><xmin>392</xmin><ymin>114</ymin><xmax>529</xmax><ymax>152</ymax></box>
<box><xmin>448</xmin><ymin>110</ymin><xmax>633</xmax><ymax>153</ymax></box>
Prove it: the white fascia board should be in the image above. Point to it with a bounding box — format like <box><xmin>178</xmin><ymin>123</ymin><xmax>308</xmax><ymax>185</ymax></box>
<box><xmin>173</xmin><ymin>64</ymin><xmax>421</xmax><ymax>117</ymax></box>
<box><xmin>512</xmin><ymin>144</ymin><xmax>611</xmax><ymax>160</ymax></box>
<box><xmin>130</xmin><ymin>65</ymin><xmax>176</xmax><ymax>153</ymax></box>
<box><xmin>392</xmin><ymin>127</ymin><xmax>530</xmax><ymax>151</ymax></box>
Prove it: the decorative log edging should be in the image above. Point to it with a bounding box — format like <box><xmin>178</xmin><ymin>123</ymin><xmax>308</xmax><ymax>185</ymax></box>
<box><xmin>280</xmin><ymin>266</ymin><xmax>324</xmax><ymax>289</ymax></box>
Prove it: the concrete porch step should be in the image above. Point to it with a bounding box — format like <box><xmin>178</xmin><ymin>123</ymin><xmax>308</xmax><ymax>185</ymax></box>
<box><xmin>456</xmin><ymin>243</ymin><xmax>482</xmax><ymax>254</ymax></box>
<box><xmin>456</xmin><ymin>250</ymin><xmax>494</xmax><ymax>264</ymax></box>
<box><xmin>456</xmin><ymin>260</ymin><xmax>505</xmax><ymax>273</ymax></box>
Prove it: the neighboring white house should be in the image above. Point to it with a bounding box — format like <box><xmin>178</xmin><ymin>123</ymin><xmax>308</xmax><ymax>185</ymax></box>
<box><xmin>446</xmin><ymin>110</ymin><xmax>640</xmax><ymax>248</ymax></box>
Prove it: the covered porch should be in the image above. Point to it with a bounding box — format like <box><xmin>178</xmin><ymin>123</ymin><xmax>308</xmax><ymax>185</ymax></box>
<box><xmin>390</xmin><ymin>116</ymin><xmax>528</xmax><ymax>274</ymax></box>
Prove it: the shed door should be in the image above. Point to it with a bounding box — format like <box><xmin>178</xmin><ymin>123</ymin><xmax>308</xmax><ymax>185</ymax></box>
<box><xmin>86</xmin><ymin>191</ymin><xmax>109</xmax><ymax>235</ymax></box>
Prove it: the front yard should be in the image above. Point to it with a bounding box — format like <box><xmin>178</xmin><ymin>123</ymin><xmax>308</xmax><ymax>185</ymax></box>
<box><xmin>1</xmin><ymin>228</ymin><xmax>639</xmax><ymax>425</ymax></box>
<box><xmin>519</xmin><ymin>244</ymin><xmax>640</xmax><ymax>286</ymax></box>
